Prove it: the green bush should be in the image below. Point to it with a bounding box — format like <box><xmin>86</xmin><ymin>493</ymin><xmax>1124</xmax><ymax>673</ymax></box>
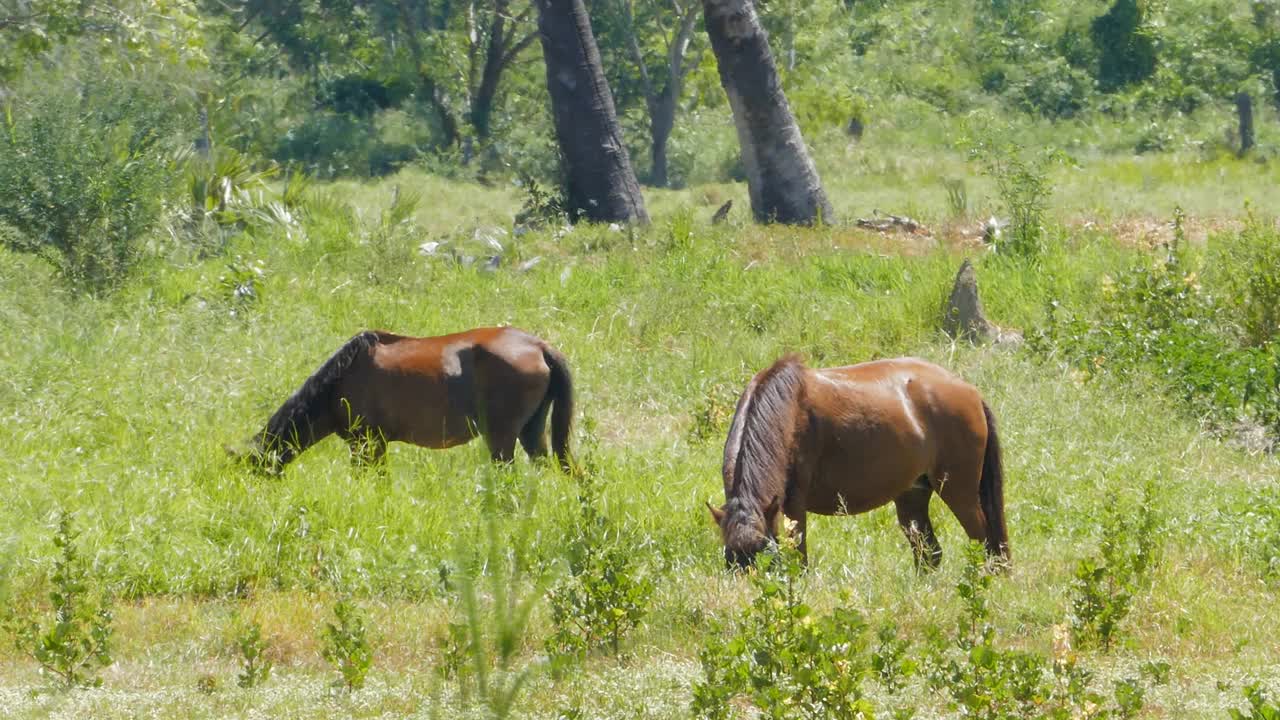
<box><xmin>1070</xmin><ymin>481</ymin><xmax>1161</xmax><ymax>651</ymax></box>
<box><xmin>923</xmin><ymin>543</ymin><xmax>1148</xmax><ymax>720</ymax></box>
<box><xmin>691</xmin><ymin>545</ymin><xmax>875</xmax><ymax>720</ymax></box>
<box><xmin>1235</xmin><ymin>484</ymin><xmax>1280</xmax><ymax>582</ymax></box>
<box><xmin>1010</xmin><ymin>57</ymin><xmax>1094</xmax><ymax>119</ymax></box>
<box><xmin>320</xmin><ymin>599</ymin><xmax>373</xmax><ymax>692</ymax></box>
<box><xmin>1230</xmin><ymin>682</ymin><xmax>1280</xmax><ymax>720</ymax></box>
<box><xmin>1091</xmin><ymin>0</ymin><xmax>1158</xmax><ymax>91</ymax></box>
<box><xmin>235</xmin><ymin>619</ymin><xmax>272</xmax><ymax>689</ymax></box>
<box><xmin>968</xmin><ymin>132</ymin><xmax>1064</xmax><ymax>260</ymax></box>
<box><xmin>1210</xmin><ymin>219</ymin><xmax>1280</xmax><ymax>348</ymax></box>
<box><xmin>4</xmin><ymin>513</ymin><xmax>114</xmax><ymax>689</ymax></box>
<box><xmin>546</xmin><ymin>471</ymin><xmax>653</xmax><ymax>669</ymax></box>
<box><xmin>0</xmin><ymin>74</ymin><xmax>178</xmax><ymax>291</ymax></box>
<box><xmin>273</xmin><ymin>111</ymin><xmax>417</xmax><ymax>178</ymax></box>
<box><xmin>1035</xmin><ymin>220</ymin><xmax>1280</xmax><ymax>440</ymax></box>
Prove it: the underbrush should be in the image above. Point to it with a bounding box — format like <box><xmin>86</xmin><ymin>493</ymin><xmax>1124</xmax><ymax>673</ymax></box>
<box><xmin>1032</xmin><ymin>211</ymin><xmax>1280</xmax><ymax>445</ymax></box>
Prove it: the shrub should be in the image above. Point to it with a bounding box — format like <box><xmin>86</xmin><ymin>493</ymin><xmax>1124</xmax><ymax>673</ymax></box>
<box><xmin>691</xmin><ymin>544</ymin><xmax>875</xmax><ymax>720</ymax></box>
<box><xmin>1230</xmin><ymin>682</ymin><xmax>1280</xmax><ymax>720</ymax></box>
<box><xmin>4</xmin><ymin>513</ymin><xmax>113</xmax><ymax>689</ymax></box>
<box><xmin>273</xmin><ymin>111</ymin><xmax>418</xmax><ymax>178</ymax></box>
<box><xmin>1090</xmin><ymin>0</ymin><xmax>1158</xmax><ymax>91</ymax></box>
<box><xmin>1034</xmin><ymin>220</ymin><xmax>1280</xmax><ymax>440</ymax></box>
<box><xmin>924</xmin><ymin>543</ymin><xmax>1149</xmax><ymax>720</ymax></box>
<box><xmin>1070</xmin><ymin>481</ymin><xmax>1161</xmax><ymax>651</ymax></box>
<box><xmin>1210</xmin><ymin>217</ymin><xmax>1280</xmax><ymax>348</ymax></box>
<box><xmin>1011</xmin><ymin>58</ymin><xmax>1094</xmax><ymax>119</ymax></box>
<box><xmin>320</xmin><ymin>599</ymin><xmax>373</xmax><ymax>692</ymax></box>
<box><xmin>0</xmin><ymin>74</ymin><xmax>178</xmax><ymax>291</ymax></box>
<box><xmin>235</xmin><ymin>620</ymin><xmax>273</xmax><ymax>689</ymax></box>
<box><xmin>967</xmin><ymin>130</ymin><xmax>1064</xmax><ymax>260</ymax></box>
<box><xmin>1235</xmin><ymin>484</ymin><xmax>1280</xmax><ymax>582</ymax></box>
<box><xmin>546</xmin><ymin>471</ymin><xmax>653</xmax><ymax>669</ymax></box>
<box><xmin>443</xmin><ymin>480</ymin><xmax>542</xmax><ymax>720</ymax></box>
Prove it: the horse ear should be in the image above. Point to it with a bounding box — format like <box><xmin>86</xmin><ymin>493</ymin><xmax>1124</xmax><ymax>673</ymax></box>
<box><xmin>706</xmin><ymin>501</ymin><xmax>726</xmax><ymax>525</ymax></box>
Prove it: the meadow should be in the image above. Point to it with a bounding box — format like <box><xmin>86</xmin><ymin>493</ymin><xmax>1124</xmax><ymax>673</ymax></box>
<box><xmin>2</xmin><ymin>132</ymin><xmax>1280</xmax><ymax>718</ymax></box>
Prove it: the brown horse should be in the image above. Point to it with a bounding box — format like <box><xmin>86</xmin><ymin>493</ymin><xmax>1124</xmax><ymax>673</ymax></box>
<box><xmin>236</xmin><ymin>327</ymin><xmax>573</xmax><ymax>473</ymax></box>
<box><xmin>709</xmin><ymin>355</ymin><xmax>1008</xmax><ymax>570</ymax></box>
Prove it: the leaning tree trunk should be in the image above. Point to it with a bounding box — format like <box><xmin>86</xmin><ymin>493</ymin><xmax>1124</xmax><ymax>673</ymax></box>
<box><xmin>537</xmin><ymin>0</ymin><xmax>649</xmax><ymax>224</ymax></box>
<box><xmin>702</xmin><ymin>0</ymin><xmax>832</xmax><ymax>224</ymax></box>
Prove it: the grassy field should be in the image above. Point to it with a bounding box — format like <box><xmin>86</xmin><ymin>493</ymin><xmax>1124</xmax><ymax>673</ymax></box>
<box><xmin>1</xmin><ymin>142</ymin><xmax>1279</xmax><ymax>718</ymax></box>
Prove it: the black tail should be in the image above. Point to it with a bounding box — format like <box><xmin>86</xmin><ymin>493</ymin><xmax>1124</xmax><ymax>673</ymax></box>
<box><xmin>980</xmin><ymin>401</ymin><xmax>1009</xmax><ymax>559</ymax></box>
<box><xmin>248</xmin><ymin>331</ymin><xmax>379</xmax><ymax>471</ymax></box>
<box><xmin>544</xmin><ymin>347</ymin><xmax>575</xmax><ymax>472</ymax></box>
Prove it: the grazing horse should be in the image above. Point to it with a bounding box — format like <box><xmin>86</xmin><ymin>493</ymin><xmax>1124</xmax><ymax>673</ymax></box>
<box><xmin>236</xmin><ymin>327</ymin><xmax>573</xmax><ymax>473</ymax></box>
<box><xmin>708</xmin><ymin>355</ymin><xmax>1008</xmax><ymax>570</ymax></box>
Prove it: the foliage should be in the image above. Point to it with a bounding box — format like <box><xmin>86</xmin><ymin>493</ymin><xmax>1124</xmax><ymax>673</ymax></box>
<box><xmin>5</xmin><ymin>513</ymin><xmax>113</xmax><ymax>689</ymax></box>
<box><xmin>218</xmin><ymin>256</ymin><xmax>266</xmax><ymax>314</ymax></box>
<box><xmin>1034</xmin><ymin>217</ymin><xmax>1280</xmax><ymax>440</ymax></box>
<box><xmin>1069</xmin><ymin>480</ymin><xmax>1161</xmax><ymax>651</ymax></box>
<box><xmin>1235</xmin><ymin>483</ymin><xmax>1280</xmax><ymax>582</ymax></box>
<box><xmin>871</xmin><ymin>622</ymin><xmax>916</xmax><ymax>694</ymax></box>
<box><xmin>691</xmin><ymin>544</ymin><xmax>875</xmax><ymax>720</ymax></box>
<box><xmin>181</xmin><ymin>147</ymin><xmax>299</xmax><ymax>253</ymax></box>
<box><xmin>446</xmin><ymin>478</ymin><xmax>542</xmax><ymax>719</ymax></box>
<box><xmin>320</xmin><ymin>599</ymin><xmax>373</xmax><ymax>693</ymax></box>
<box><xmin>546</xmin><ymin>470</ymin><xmax>654</xmax><ymax>668</ymax></box>
<box><xmin>689</xmin><ymin>381</ymin><xmax>741</xmax><ymax>444</ymax></box>
<box><xmin>924</xmin><ymin>543</ymin><xmax>1148</xmax><ymax>720</ymax></box>
<box><xmin>0</xmin><ymin>71</ymin><xmax>179</xmax><ymax>291</ymax></box>
<box><xmin>966</xmin><ymin>130</ymin><xmax>1064</xmax><ymax>260</ymax></box>
<box><xmin>1091</xmin><ymin>0</ymin><xmax>1158</xmax><ymax>91</ymax></box>
<box><xmin>360</xmin><ymin>185</ymin><xmax>421</xmax><ymax>284</ymax></box>
<box><xmin>1230</xmin><ymin>682</ymin><xmax>1280</xmax><ymax>720</ymax></box>
<box><xmin>0</xmin><ymin>0</ymin><xmax>208</xmax><ymax>83</ymax></box>
<box><xmin>513</xmin><ymin>171</ymin><xmax>568</xmax><ymax>230</ymax></box>
<box><xmin>1210</xmin><ymin>217</ymin><xmax>1280</xmax><ymax>348</ymax></box>
<box><xmin>234</xmin><ymin>619</ymin><xmax>272</xmax><ymax>689</ymax></box>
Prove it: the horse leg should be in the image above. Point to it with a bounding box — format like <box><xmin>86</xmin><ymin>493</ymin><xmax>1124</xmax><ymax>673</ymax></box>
<box><xmin>517</xmin><ymin>414</ymin><xmax>550</xmax><ymax>460</ymax></box>
<box><xmin>935</xmin><ymin>469</ymin><xmax>993</xmax><ymax>556</ymax></box>
<box><xmin>485</xmin><ymin>427</ymin><xmax>519</xmax><ymax>464</ymax></box>
<box><xmin>895</xmin><ymin>477</ymin><xmax>942</xmax><ymax>571</ymax></box>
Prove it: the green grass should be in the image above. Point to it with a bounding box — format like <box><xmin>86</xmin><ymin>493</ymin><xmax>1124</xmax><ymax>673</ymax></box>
<box><xmin>1</xmin><ymin>155</ymin><xmax>1279</xmax><ymax>718</ymax></box>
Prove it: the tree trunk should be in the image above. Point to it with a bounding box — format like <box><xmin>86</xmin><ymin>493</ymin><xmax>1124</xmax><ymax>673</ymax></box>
<box><xmin>1237</xmin><ymin>91</ymin><xmax>1255</xmax><ymax>156</ymax></box>
<box><xmin>649</xmin><ymin>90</ymin><xmax>675</xmax><ymax>187</ymax></box>
<box><xmin>469</xmin><ymin>2</ymin><xmax>509</xmax><ymax>141</ymax></box>
<box><xmin>537</xmin><ymin>0</ymin><xmax>648</xmax><ymax>223</ymax></box>
<box><xmin>620</xmin><ymin>0</ymin><xmax>700</xmax><ymax>188</ymax></box>
<box><xmin>701</xmin><ymin>0</ymin><xmax>832</xmax><ymax>224</ymax></box>
<box><xmin>195</xmin><ymin>104</ymin><xmax>211</xmax><ymax>160</ymax></box>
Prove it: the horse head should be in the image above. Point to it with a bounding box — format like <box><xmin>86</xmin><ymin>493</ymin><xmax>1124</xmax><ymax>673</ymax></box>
<box><xmin>708</xmin><ymin>496</ymin><xmax>779</xmax><ymax>569</ymax></box>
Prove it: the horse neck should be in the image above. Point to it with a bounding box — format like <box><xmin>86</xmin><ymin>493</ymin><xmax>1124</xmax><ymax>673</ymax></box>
<box><xmin>725</xmin><ymin>357</ymin><xmax>806</xmax><ymax>510</ymax></box>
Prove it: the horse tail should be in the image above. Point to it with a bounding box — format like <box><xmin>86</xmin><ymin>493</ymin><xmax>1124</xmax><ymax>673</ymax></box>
<box><xmin>980</xmin><ymin>400</ymin><xmax>1010</xmax><ymax>559</ymax></box>
<box><xmin>543</xmin><ymin>346</ymin><xmax>575</xmax><ymax>473</ymax></box>
<box><xmin>252</xmin><ymin>331</ymin><xmax>379</xmax><ymax>470</ymax></box>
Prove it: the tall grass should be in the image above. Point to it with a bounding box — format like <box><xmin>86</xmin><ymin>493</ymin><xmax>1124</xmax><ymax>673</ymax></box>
<box><xmin>0</xmin><ymin>168</ymin><xmax>1278</xmax><ymax>717</ymax></box>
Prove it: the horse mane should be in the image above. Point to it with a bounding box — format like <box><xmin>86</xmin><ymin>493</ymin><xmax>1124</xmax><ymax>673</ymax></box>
<box><xmin>259</xmin><ymin>331</ymin><xmax>381</xmax><ymax>450</ymax></box>
<box><xmin>722</xmin><ymin>354</ymin><xmax>806</xmax><ymax>525</ymax></box>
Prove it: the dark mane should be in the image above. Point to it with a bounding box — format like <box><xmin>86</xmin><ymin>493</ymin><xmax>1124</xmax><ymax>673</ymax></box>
<box><xmin>259</xmin><ymin>331</ymin><xmax>380</xmax><ymax>451</ymax></box>
<box><xmin>722</xmin><ymin>354</ymin><xmax>806</xmax><ymax>521</ymax></box>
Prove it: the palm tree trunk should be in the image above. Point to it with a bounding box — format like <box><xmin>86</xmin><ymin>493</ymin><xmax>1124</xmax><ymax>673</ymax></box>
<box><xmin>537</xmin><ymin>0</ymin><xmax>649</xmax><ymax>223</ymax></box>
<box><xmin>701</xmin><ymin>0</ymin><xmax>832</xmax><ymax>224</ymax></box>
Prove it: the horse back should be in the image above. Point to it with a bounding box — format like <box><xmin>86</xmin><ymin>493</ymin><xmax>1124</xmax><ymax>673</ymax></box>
<box><xmin>338</xmin><ymin>327</ymin><xmax>552</xmax><ymax>447</ymax></box>
<box><xmin>799</xmin><ymin>358</ymin><xmax>987</xmax><ymax>513</ymax></box>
